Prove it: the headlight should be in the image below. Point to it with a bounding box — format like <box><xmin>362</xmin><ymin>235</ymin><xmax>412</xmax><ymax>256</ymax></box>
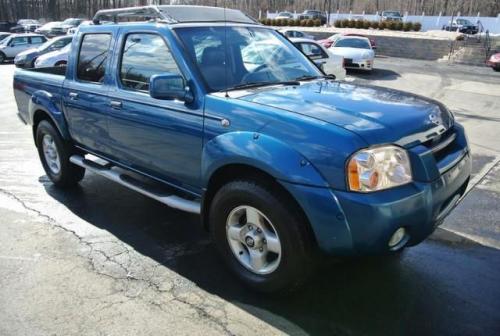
<box><xmin>15</xmin><ymin>54</ymin><xmax>26</xmax><ymax>62</ymax></box>
<box><xmin>347</xmin><ymin>146</ymin><xmax>412</xmax><ymax>192</ymax></box>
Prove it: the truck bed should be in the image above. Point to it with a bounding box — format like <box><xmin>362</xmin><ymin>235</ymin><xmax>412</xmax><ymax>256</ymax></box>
<box><xmin>13</xmin><ymin>66</ymin><xmax>66</xmax><ymax>123</ymax></box>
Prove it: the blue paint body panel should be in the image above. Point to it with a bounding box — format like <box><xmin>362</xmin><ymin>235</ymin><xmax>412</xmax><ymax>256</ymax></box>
<box><xmin>12</xmin><ymin>21</ymin><xmax>471</xmax><ymax>255</ymax></box>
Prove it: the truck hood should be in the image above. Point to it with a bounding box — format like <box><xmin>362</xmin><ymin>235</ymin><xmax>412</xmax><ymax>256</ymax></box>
<box><xmin>237</xmin><ymin>81</ymin><xmax>453</xmax><ymax>146</ymax></box>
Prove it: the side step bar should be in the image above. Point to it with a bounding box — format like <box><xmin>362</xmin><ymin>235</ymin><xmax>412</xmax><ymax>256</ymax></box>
<box><xmin>69</xmin><ymin>155</ymin><xmax>201</xmax><ymax>214</ymax></box>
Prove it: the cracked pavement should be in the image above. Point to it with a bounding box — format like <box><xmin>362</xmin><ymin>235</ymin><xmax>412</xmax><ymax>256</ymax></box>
<box><xmin>1</xmin><ymin>59</ymin><xmax>500</xmax><ymax>335</ymax></box>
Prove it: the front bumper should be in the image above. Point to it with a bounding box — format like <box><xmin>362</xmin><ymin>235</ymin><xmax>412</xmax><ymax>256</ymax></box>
<box><xmin>345</xmin><ymin>58</ymin><xmax>373</xmax><ymax>71</ymax></box>
<box><xmin>281</xmin><ymin>127</ymin><xmax>471</xmax><ymax>256</ymax></box>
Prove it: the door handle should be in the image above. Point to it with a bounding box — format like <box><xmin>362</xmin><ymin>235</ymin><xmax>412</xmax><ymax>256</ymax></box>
<box><xmin>110</xmin><ymin>100</ymin><xmax>122</xmax><ymax>109</ymax></box>
<box><xmin>68</xmin><ymin>92</ymin><xmax>79</xmax><ymax>100</ymax></box>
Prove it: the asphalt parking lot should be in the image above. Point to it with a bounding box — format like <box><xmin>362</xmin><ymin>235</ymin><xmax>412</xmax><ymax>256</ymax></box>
<box><xmin>1</xmin><ymin>59</ymin><xmax>499</xmax><ymax>336</ymax></box>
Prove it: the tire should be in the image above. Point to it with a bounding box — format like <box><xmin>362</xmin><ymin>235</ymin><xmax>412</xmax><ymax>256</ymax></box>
<box><xmin>209</xmin><ymin>179</ymin><xmax>314</xmax><ymax>293</ymax></box>
<box><xmin>494</xmin><ymin>66</ymin><xmax>500</xmax><ymax>72</ymax></box>
<box><xmin>0</xmin><ymin>52</ymin><xmax>5</xmax><ymax>63</ymax></box>
<box><xmin>36</xmin><ymin>120</ymin><xmax>85</xmax><ymax>188</ymax></box>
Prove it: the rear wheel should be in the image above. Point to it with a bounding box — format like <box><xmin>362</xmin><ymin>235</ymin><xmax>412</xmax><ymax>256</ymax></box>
<box><xmin>494</xmin><ymin>65</ymin><xmax>500</xmax><ymax>72</ymax></box>
<box><xmin>36</xmin><ymin>120</ymin><xmax>85</xmax><ymax>188</ymax></box>
<box><xmin>0</xmin><ymin>52</ymin><xmax>5</xmax><ymax>63</ymax></box>
<box><xmin>209</xmin><ymin>179</ymin><xmax>314</xmax><ymax>293</ymax></box>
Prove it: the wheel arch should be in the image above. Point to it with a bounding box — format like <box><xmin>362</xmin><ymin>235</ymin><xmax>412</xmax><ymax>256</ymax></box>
<box><xmin>201</xmin><ymin>163</ymin><xmax>318</xmax><ymax>248</ymax></box>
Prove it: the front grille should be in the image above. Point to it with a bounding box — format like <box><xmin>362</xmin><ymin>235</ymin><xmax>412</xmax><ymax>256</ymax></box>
<box><xmin>422</xmin><ymin>127</ymin><xmax>463</xmax><ymax>174</ymax></box>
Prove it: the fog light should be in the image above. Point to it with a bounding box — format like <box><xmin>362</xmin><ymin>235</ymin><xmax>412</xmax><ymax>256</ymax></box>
<box><xmin>388</xmin><ymin>228</ymin><xmax>406</xmax><ymax>248</ymax></box>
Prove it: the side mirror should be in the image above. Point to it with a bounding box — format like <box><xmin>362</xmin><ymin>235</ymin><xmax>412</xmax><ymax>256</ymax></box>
<box><xmin>149</xmin><ymin>73</ymin><xmax>193</xmax><ymax>103</ymax></box>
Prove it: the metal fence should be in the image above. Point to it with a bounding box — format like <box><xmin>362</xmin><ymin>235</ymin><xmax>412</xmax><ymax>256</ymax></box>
<box><xmin>266</xmin><ymin>11</ymin><xmax>500</xmax><ymax>34</ymax></box>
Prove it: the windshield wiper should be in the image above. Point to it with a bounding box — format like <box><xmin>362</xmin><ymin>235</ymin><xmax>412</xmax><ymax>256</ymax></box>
<box><xmin>295</xmin><ymin>74</ymin><xmax>336</xmax><ymax>81</ymax></box>
<box><xmin>224</xmin><ymin>80</ymin><xmax>300</xmax><ymax>92</ymax></box>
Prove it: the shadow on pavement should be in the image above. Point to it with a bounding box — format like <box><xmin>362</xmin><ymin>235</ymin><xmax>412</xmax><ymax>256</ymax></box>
<box><xmin>41</xmin><ymin>173</ymin><xmax>500</xmax><ymax>336</ymax></box>
<box><xmin>348</xmin><ymin>68</ymin><xmax>401</xmax><ymax>81</ymax></box>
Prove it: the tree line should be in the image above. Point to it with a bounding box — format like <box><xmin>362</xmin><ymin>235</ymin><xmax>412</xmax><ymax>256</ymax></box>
<box><xmin>1</xmin><ymin>0</ymin><xmax>499</xmax><ymax>22</ymax></box>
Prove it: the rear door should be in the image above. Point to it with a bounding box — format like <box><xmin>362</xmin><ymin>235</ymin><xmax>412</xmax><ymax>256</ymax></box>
<box><xmin>63</xmin><ymin>32</ymin><xmax>113</xmax><ymax>153</ymax></box>
<box><xmin>105</xmin><ymin>29</ymin><xmax>204</xmax><ymax>191</ymax></box>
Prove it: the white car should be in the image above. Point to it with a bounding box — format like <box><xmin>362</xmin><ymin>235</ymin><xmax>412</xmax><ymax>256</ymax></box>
<box><xmin>329</xmin><ymin>36</ymin><xmax>374</xmax><ymax>71</ymax></box>
<box><xmin>0</xmin><ymin>33</ymin><xmax>47</xmax><ymax>63</ymax></box>
<box><xmin>280</xmin><ymin>29</ymin><xmax>315</xmax><ymax>40</ymax></box>
<box><xmin>35</xmin><ymin>43</ymin><xmax>70</xmax><ymax>68</ymax></box>
<box><xmin>291</xmin><ymin>38</ymin><xmax>345</xmax><ymax>80</ymax></box>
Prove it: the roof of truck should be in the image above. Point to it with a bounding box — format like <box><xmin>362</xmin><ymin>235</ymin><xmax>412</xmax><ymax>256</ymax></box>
<box><xmin>92</xmin><ymin>5</ymin><xmax>258</xmax><ymax>25</ymax></box>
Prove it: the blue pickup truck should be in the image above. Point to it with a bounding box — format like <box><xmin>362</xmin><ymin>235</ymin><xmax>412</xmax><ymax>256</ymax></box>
<box><xmin>13</xmin><ymin>6</ymin><xmax>471</xmax><ymax>292</ymax></box>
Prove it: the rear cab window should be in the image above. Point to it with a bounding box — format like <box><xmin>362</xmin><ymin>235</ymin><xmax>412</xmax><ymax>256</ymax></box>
<box><xmin>77</xmin><ymin>33</ymin><xmax>112</xmax><ymax>83</ymax></box>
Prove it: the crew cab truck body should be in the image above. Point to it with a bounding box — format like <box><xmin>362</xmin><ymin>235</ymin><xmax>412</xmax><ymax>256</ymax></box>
<box><xmin>13</xmin><ymin>6</ymin><xmax>471</xmax><ymax>292</ymax></box>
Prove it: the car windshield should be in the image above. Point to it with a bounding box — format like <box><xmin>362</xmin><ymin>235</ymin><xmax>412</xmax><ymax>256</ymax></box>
<box><xmin>383</xmin><ymin>11</ymin><xmax>401</xmax><ymax>16</ymax></box>
<box><xmin>0</xmin><ymin>36</ymin><xmax>10</xmax><ymax>46</ymax></box>
<box><xmin>62</xmin><ymin>19</ymin><xmax>80</xmax><ymax>25</ymax></box>
<box><xmin>334</xmin><ymin>38</ymin><xmax>371</xmax><ymax>49</ymax></box>
<box><xmin>278</xmin><ymin>12</ymin><xmax>292</xmax><ymax>17</ymax></box>
<box><xmin>456</xmin><ymin>19</ymin><xmax>472</xmax><ymax>25</ymax></box>
<box><xmin>39</xmin><ymin>37</ymin><xmax>67</xmax><ymax>51</ymax></box>
<box><xmin>176</xmin><ymin>26</ymin><xmax>321</xmax><ymax>92</ymax></box>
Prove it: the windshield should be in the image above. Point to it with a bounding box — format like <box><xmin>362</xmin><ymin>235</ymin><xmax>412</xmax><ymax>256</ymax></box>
<box><xmin>176</xmin><ymin>26</ymin><xmax>321</xmax><ymax>92</ymax></box>
<box><xmin>456</xmin><ymin>19</ymin><xmax>472</xmax><ymax>25</ymax></box>
<box><xmin>278</xmin><ymin>12</ymin><xmax>292</xmax><ymax>17</ymax></box>
<box><xmin>0</xmin><ymin>36</ymin><xmax>10</xmax><ymax>46</ymax></box>
<box><xmin>383</xmin><ymin>11</ymin><xmax>401</xmax><ymax>16</ymax></box>
<box><xmin>62</xmin><ymin>19</ymin><xmax>80</xmax><ymax>26</ymax></box>
<box><xmin>334</xmin><ymin>38</ymin><xmax>371</xmax><ymax>49</ymax></box>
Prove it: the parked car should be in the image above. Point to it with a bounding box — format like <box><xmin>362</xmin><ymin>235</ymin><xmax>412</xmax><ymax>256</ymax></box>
<box><xmin>291</xmin><ymin>38</ymin><xmax>345</xmax><ymax>80</ymax></box>
<box><xmin>380</xmin><ymin>11</ymin><xmax>403</xmax><ymax>21</ymax></box>
<box><xmin>35</xmin><ymin>43</ymin><xmax>70</xmax><ymax>68</ymax></box>
<box><xmin>0</xmin><ymin>32</ymin><xmax>10</xmax><ymax>42</ymax></box>
<box><xmin>35</xmin><ymin>21</ymin><xmax>62</xmax><ymax>37</ymax></box>
<box><xmin>275</xmin><ymin>12</ymin><xmax>294</xmax><ymax>20</ymax></box>
<box><xmin>10</xmin><ymin>19</ymin><xmax>41</xmax><ymax>33</ymax></box>
<box><xmin>280</xmin><ymin>29</ymin><xmax>315</xmax><ymax>40</ymax></box>
<box><xmin>442</xmin><ymin>19</ymin><xmax>479</xmax><ymax>34</ymax></box>
<box><xmin>0</xmin><ymin>21</ymin><xmax>15</xmax><ymax>32</ymax></box>
<box><xmin>50</xmin><ymin>18</ymin><xmax>86</xmax><ymax>36</ymax></box>
<box><xmin>329</xmin><ymin>36</ymin><xmax>375</xmax><ymax>71</ymax></box>
<box><xmin>13</xmin><ymin>5</ymin><xmax>471</xmax><ymax>292</ymax></box>
<box><xmin>319</xmin><ymin>33</ymin><xmax>376</xmax><ymax>49</ymax></box>
<box><xmin>298</xmin><ymin>10</ymin><xmax>327</xmax><ymax>24</ymax></box>
<box><xmin>15</xmin><ymin>35</ymin><xmax>72</xmax><ymax>68</ymax></box>
<box><xmin>486</xmin><ymin>52</ymin><xmax>500</xmax><ymax>72</ymax></box>
<box><xmin>0</xmin><ymin>33</ymin><xmax>47</xmax><ymax>63</ymax></box>
<box><xmin>67</xmin><ymin>20</ymin><xmax>94</xmax><ymax>35</ymax></box>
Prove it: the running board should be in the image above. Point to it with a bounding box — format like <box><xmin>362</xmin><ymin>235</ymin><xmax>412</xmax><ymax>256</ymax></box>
<box><xmin>69</xmin><ymin>155</ymin><xmax>200</xmax><ymax>214</ymax></box>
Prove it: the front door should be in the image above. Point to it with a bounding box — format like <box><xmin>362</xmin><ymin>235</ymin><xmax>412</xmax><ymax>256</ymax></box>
<box><xmin>106</xmin><ymin>32</ymin><xmax>204</xmax><ymax>192</ymax></box>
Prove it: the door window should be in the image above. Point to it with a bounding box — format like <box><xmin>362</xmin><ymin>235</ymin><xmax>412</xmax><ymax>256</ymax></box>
<box><xmin>11</xmin><ymin>37</ymin><xmax>28</xmax><ymax>47</ymax></box>
<box><xmin>120</xmin><ymin>33</ymin><xmax>181</xmax><ymax>91</ymax></box>
<box><xmin>30</xmin><ymin>36</ymin><xmax>45</xmax><ymax>44</ymax></box>
<box><xmin>77</xmin><ymin>34</ymin><xmax>112</xmax><ymax>83</ymax></box>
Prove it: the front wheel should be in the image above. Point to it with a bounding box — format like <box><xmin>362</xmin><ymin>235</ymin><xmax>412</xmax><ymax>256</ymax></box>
<box><xmin>209</xmin><ymin>179</ymin><xmax>314</xmax><ymax>293</ymax></box>
<box><xmin>36</xmin><ymin>120</ymin><xmax>85</xmax><ymax>188</ymax></box>
<box><xmin>0</xmin><ymin>52</ymin><xmax>5</xmax><ymax>63</ymax></box>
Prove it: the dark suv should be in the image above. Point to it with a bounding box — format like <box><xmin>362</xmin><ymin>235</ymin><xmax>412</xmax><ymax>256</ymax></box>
<box><xmin>298</xmin><ymin>10</ymin><xmax>327</xmax><ymax>24</ymax></box>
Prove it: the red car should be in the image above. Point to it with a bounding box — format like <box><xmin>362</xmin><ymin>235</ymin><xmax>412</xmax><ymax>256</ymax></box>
<box><xmin>318</xmin><ymin>33</ymin><xmax>376</xmax><ymax>49</ymax></box>
<box><xmin>486</xmin><ymin>53</ymin><xmax>500</xmax><ymax>72</ymax></box>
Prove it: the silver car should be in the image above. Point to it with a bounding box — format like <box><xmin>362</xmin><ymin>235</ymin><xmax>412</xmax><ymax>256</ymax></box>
<box><xmin>0</xmin><ymin>33</ymin><xmax>47</xmax><ymax>63</ymax></box>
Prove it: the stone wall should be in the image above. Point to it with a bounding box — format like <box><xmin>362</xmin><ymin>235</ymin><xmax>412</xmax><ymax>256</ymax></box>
<box><xmin>309</xmin><ymin>32</ymin><xmax>453</xmax><ymax>60</ymax></box>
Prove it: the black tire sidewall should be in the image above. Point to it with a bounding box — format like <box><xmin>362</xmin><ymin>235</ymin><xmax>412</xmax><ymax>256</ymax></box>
<box><xmin>209</xmin><ymin>180</ymin><xmax>311</xmax><ymax>292</ymax></box>
<box><xmin>36</xmin><ymin>120</ymin><xmax>83</xmax><ymax>186</ymax></box>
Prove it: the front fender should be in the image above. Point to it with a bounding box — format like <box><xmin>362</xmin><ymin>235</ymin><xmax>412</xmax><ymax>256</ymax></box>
<box><xmin>29</xmin><ymin>90</ymin><xmax>70</xmax><ymax>139</ymax></box>
<box><xmin>201</xmin><ymin>131</ymin><xmax>329</xmax><ymax>188</ymax></box>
